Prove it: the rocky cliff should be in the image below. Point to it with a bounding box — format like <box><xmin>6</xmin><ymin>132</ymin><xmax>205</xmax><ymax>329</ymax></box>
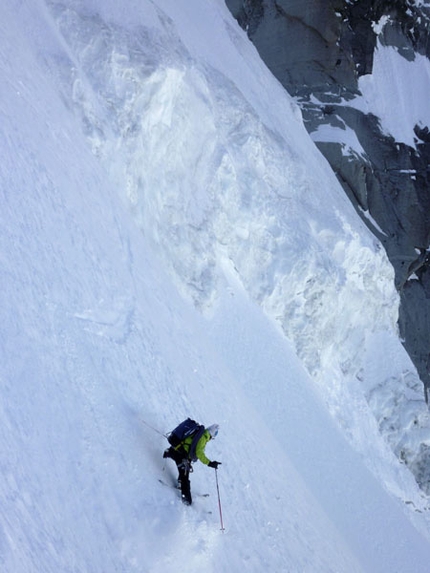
<box><xmin>226</xmin><ymin>0</ymin><xmax>430</xmax><ymax>398</ymax></box>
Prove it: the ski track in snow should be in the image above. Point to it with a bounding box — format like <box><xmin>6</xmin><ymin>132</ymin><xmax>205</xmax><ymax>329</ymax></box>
<box><xmin>1</xmin><ymin>0</ymin><xmax>430</xmax><ymax>571</ymax></box>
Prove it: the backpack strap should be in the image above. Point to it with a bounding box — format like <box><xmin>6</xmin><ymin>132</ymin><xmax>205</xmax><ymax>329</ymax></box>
<box><xmin>187</xmin><ymin>425</ymin><xmax>206</xmax><ymax>462</ymax></box>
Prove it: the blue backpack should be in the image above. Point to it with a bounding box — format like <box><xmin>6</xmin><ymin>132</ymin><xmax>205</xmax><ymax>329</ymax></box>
<box><xmin>168</xmin><ymin>418</ymin><xmax>205</xmax><ymax>460</ymax></box>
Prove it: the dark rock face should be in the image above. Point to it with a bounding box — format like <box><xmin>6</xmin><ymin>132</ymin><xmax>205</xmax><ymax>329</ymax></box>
<box><xmin>225</xmin><ymin>0</ymin><xmax>430</xmax><ymax>393</ymax></box>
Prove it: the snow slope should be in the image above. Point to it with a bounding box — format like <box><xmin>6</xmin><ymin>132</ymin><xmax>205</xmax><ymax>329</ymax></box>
<box><xmin>1</xmin><ymin>0</ymin><xmax>430</xmax><ymax>571</ymax></box>
<box><xmin>48</xmin><ymin>0</ymin><xmax>430</xmax><ymax>476</ymax></box>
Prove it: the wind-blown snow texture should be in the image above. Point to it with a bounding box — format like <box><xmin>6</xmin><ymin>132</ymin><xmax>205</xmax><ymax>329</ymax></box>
<box><xmin>1</xmin><ymin>0</ymin><xmax>430</xmax><ymax>571</ymax></box>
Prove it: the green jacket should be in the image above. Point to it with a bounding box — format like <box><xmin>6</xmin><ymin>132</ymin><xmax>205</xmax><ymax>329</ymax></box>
<box><xmin>181</xmin><ymin>429</ymin><xmax>212</xmax><ymax>465</ymax></box>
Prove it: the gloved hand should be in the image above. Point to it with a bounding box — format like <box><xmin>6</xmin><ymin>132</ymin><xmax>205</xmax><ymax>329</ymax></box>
<box><xmin>208</xmin><ymin>461</ymin><xmax>221</xmax><ymax>469</ymax></box>
<box><xmin>163</xmin><ymin>449</ymin><xmax>170</xmax><ymax>459</ymax></box>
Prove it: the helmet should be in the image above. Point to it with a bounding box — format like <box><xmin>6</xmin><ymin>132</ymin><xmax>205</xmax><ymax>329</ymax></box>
<box><xmin>207</xmin><ymin>424</ymin><xmax>219</xmax><ymax>439</ymax></box>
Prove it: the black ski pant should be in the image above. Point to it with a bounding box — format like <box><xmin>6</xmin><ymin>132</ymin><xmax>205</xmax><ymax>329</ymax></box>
<box><xmin>165</xmin><ymin>446</ymin><xmax>192</xmax><ymax>504</ymax></box>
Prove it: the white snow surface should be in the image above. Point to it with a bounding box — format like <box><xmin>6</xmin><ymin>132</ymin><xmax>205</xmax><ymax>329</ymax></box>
<box><xmin>2</xmin><ymin>0</ymin><xmax>430</xmax><ymax>571</ymax></box>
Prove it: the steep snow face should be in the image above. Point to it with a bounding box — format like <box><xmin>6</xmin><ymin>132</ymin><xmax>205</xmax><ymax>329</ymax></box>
<box><xmin>2</xmin><ymin>0</ymin><xmax>430</xmax><ymax>571</ymax></box>
<box><xmin>44</xmin><ymin>0</ymin><xmax>430</xmax><ymax>484</ymax></box>
<box><xmin>50</xmin><ymin>4</ymin><xmax>388</xmax><ymax>377</ymax></box>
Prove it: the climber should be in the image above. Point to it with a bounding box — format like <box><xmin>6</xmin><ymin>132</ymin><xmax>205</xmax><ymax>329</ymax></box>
<box><xmin>163</xmin><ymin>420</ymin><xmax>221</xmax><ymax>505</ymax></box>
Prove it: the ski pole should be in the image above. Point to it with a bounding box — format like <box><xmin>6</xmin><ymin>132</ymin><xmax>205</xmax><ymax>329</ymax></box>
<box><xmin>140</xmin><ymin>417</ymin><xmax>168</xmax><ymax>439</ymax></box>
<box><xmin>215</xmin><ymin>468</ymin><xmax>225</xmax><ymax>533</ymax></box>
